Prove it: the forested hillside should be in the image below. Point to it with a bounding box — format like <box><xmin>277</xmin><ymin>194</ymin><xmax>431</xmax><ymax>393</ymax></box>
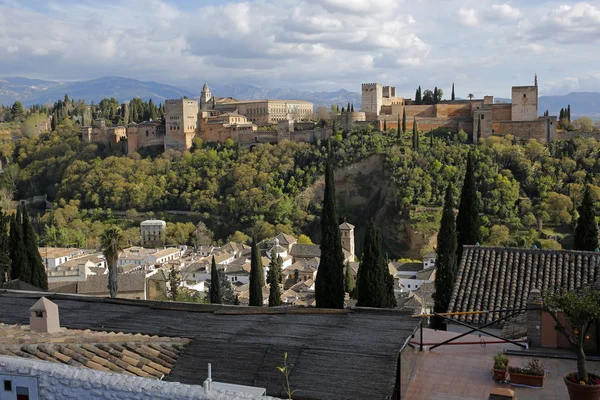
<box><xmin>2</xmin><ymin>119</ymin><xmax>600</xmax><ymax>257</ymax></box>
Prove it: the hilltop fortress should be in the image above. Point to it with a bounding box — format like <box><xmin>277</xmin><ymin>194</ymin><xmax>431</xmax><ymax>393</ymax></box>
<box><xmin>81</xmin><ymin>76</ymin><xmax>559</xmax><ymax>154</ymax></box>
<box><xmin>352</xmin><ymin>76</ymin><xmax>557</xmax><ymax>143</ymax></box>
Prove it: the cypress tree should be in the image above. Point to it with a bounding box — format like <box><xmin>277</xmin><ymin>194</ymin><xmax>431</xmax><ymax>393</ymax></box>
<box><xmin>397</xmin><ymin>115</ymin><xmax>402</xmax><ymax>140</ymax></box>
<box><xmin>432</xmin><ymin>184</ymin><xmax>458</xmax><ymax>330</ymax></box>
<box><xmin>412</xmin><ymin>118</ymin><xmax>419</xmax><ymax>151</ymax></box>
<box><xmin>567</xmin><ymin>104</ymin><xmax>571</xmax><ymax>122</ymax></box>
<box><xmin>351</xmin><ymin>104</ymin><xmax>354</xmax><ymax>112</ymax></box>
<box><xmin>574</xmin><ymin>185</ymin><xmax>599</xmax><ymax>251</ymax></box>
<box><xmin>402</xmin><ymin>108</ymin><xmax>407</xmax><ymax>133</ymax></box>
<box><xmin>249</xmin><ymin>239</ymin><xmax>263</xmax><ymax>306</ymax></box>
<box><xmin>384</xmin><ymin>271</ymin><xmax>397</xmax><ymax>309</ymax></box>
<box><xmin>344</xmin><ymin>261</ymin><xmax>355</xmax><ymax>296</ymax></box>
<box><xmin>9</xmin><ymin>210</ymin><xmax>27</xmax><ymax>283</ymax></box>
<box><xmin>22</xmin><ymin>210</ymin><xmax>47</xmax><ymax>290</ymax></box>
<box><xmin>51</xmin><ymin>112</ymin><xmax>57</xmax><ymax>131</ymax></box>
<box><xmin>341</xmin><ymin>107</ymin><xmax>345</xmax><ymax>113</ymax></box>
<box><xmin>476</xmin><ymin>117</ymin><xmax>481</xmax><ymax>144</ymax></box>
<box><xmin>268</xmin><ymin>249</ymin><xmax>283</xmax><ymax>307</ymax></box>
<box><xmin>451</xmin><ymin>83</ymin><xmax>455</xmax><ymax>101</ymax></box>
<box><xmin>560</xmin><ymin>108</ymin><xmax>564</xmax><ymax>120</ymax></box>
<box><xmin>433</xmin><ymin>87</ymin><xmax>439</xmax><ymax>104</ymax></box>
<box><xmin>315</xmin><ymin>140</ymin><xmax>345</xmax><ymax>309</ymax></box>
<box><xmin>383</xmin><ymin>120</ymin><xmax>387</xmax><ymax>132</ymax></box>
<box><xmin>456</xmin><ymin>151</ymin><xmax>482</xmax><ymax>261</ymax></box>
<box><xmin>0</xmin><ymin>211</ymin><xmax>10</xmax><ymax>283</ymax></box>
<box><xmin>356</xmin><ymin>220</ymin><xmax>386</xmax><ymax>308</ymax></box>
<box><xmin>347</xmin><ymin>102</ymin><xmax>350</xmax><ymax>112</ymax></box>
<box><xmin>209</xmin><ymin>255</ymin><xmax>221</xmax><ymax>304</ymax></box>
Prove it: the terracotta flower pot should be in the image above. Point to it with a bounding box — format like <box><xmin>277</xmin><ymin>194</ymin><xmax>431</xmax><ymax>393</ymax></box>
<box><xmin>493</xmin><ymin>361</ymin><xmax>509</xmax><ymax>382</ymax></box>
<box><xmin>509</xmin><ymin>371</ymin><xmax>546</xmax><ymax>387</ymax></box>
<box><xmin>564</xmin><ymin>374</ymin><xmax>600</xmax><ymax>400</ymax></box>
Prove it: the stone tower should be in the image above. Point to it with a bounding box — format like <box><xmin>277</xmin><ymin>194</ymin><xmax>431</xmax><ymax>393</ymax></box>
<box><xmin>339</xmin><ymin>222</ymin><xmax>355</xmax><ymax>260</ymax></box>
<box><xmin>361</xmin><ymin>83</ymin><xmax>383</xmax><ymax>117</ymax></box>
<box><xmin>200</xmin><ymin>82</ymin><xmax>212</xmax><ymax>111</ymax></box>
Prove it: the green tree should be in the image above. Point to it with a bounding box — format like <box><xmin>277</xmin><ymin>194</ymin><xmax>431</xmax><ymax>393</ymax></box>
<box><xmin>51</xmin><ymin>112</ymin><xmax>57</xmax><ymax>131</ymax></box>
<box><xmin>402</xmin><ymin>108</ymin><xmax>407</xmax><ymax>134</ymax></box>
<box><xmin>344</xmin><ymin>261</ymin><xmax>355</xmax><ymax>296</ymax></box>
<box><xmin>315</xmin><ymin>140</ymin><xmax>345</xmax><ymax>309</ymax></box>
<box><xmin>168</xmin><ymin>266</ymin><xmax>180</xmax><ymax>301</ymax></box>
<box><xmin>0</xmin><ymin>211</ymin><xmax>10</xmax><ymax>283</ymax></box>
<box><xmin>415</xmin><ymin>86</ymin><xmax>422</xmax><ymax>105</ymax></box>
<box><xmin>268</xmin><ymin>249</ymin><xmax>283</xmax><ymax>307</ymax></box>
<box><xmin>573</xmin><ymin>185</ymin><xmax>599</xmax><ymax>251</ymax></box>
<box><xmin>22</xmin><ymin>210</ymin><xmax>47</xmax><ymax>290</ymax></box>
<box><xmin>209</xmin><ymin>255</ymin><xmax>221</xmax><ymax>304</ymax></box>
<box><xmin>567</xmin><ymin>104</ymin><xmax>571</xmax><ymax>122</ymax></box>
<box><xmin>432</xmin><ymin>184</ymin><xmax>458</xmax><ymax>330</ymax></box>
<box><xmin>451</xmin><ymin>83</ymin><xmax>455</xmax><ymax>101</ymax></box>
<box><xmin>383</xmin><ymin>120</ymin><xmax>387</xmax><ymax>132</ymax></box>
<box><xmin>456</xmin><ymin>151</ymin><xmax>482</xmax><ymax>261</ymax></box>
<box><xmin>397</xmin><ymin>115</ymin><xmax>402</xmax><ymax>139</ymax></box>
<box><xmin>384</xmin><ymin>271</ymin><xmax>397</xmax><ymax>309</ymax></box>
<box><xmin>9</xmin><ymin>210</ymin><xmax>27</xmax><ymax>283</ymax></box>
<box><xmin>10</xmin><ymin>101</ymin><xmax>24</xmax><ymax>121</ymax></box>
<box><xmin>249</xmin><ymin>239</ymin><xmax>263</xmax><ymax>306</ymax></box>
<box><xmin>356</xmin><ymin>220</ymin><xmax>386</xmax><ymax>308</ymax></box>
<box><xmin>297</xmin><ymin>234</ymin><xmax>312</xmax><ymax>244</ymax></box>
<box><xmin>412</xmin><ymin>118</ymin><xmax>419</xmax><ymax>151</ymax></box>
<box><xmin>100</xmin><ymin>226</ymin><xmax>124</xmax><ymax>298</ymax></box>
<box><xmin>476</xmin><ymin>117</ymin><xmax>481</xmax><ymax>144</ymax></box>
<box><xmin>487</xmin><ymin>225</ymin><xmax>510</xmax><ymax>246</ymax></box>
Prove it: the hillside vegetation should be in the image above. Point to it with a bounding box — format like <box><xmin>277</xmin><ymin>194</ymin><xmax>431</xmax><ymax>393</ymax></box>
<box><xmin>2</xmin><ymin>120</ymin><xmax>600</xmax><ymax>257</ymax></box>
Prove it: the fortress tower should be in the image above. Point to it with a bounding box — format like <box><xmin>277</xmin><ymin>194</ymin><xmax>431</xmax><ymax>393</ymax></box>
<box><xmin>511</xmin><ymin>75</ymin><xmax>539</xmax><ymax>122</ymax></box>
<box><xmin>362</xmin><ymin>83</ymin><xmax>383</xmax><ymax>117</ymax></box>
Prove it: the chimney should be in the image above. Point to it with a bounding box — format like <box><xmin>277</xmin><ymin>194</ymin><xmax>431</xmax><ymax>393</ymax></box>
<box><xmin>30</xmin><ymin>297</ymin><xmax>61</xmax><ymax>333</ymax></box>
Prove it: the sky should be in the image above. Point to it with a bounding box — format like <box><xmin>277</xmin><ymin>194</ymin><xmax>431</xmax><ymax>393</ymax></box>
<box><xmin>1</xmin><ymin>0</ymin><xmax>600</xmax><ymax>98</ymax></box>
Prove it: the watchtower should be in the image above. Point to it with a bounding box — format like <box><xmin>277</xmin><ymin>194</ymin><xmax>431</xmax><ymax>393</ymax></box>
<box><xmin>361</xmin><ymin>83</ymin><xmax>383</xmax><ymax>116</ymax></box>
<box><xmin>339</xmin><ymin>222</ymin><xmax>355</xmax><ymax>260</ymax></box>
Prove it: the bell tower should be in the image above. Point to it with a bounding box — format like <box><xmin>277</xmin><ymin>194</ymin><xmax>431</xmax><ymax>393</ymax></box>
<box><xmin>339</xmin><ymin>222</ymin><xmax>355</xmax><ymax>260</ymax></box>
<box><xmin>200</xmin><ymin>82</ymin><xmax>212</xmax><ymax>110</ymax></box>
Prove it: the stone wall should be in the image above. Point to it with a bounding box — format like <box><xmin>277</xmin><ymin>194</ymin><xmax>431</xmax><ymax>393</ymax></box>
<box><xmin>362</xmin><ymin>83</ymin><xmax>383</xmax><ymax>116</ymax></box>
<box><xmin>0</xmin><ymin>355</ymin><xmax>276</xmax><ymax>400</ymax></box>
<box><xmin>127</xmin><ymin>123</ymin><xmax>165</xmax><ymax>154</ymax></box>
<box><xmin>493</xmin><ymin>117</ymin><xmax>557</xmax><ymax>143</ymax></box>
<box><xmin>511</xmin><ymin>86</ymin><xmax>538</xmax><ymax>122</ymax></box>
<box><xmin>491</xmin><ymin>104</ymin><xmax>512</xmax><ymax>121</ymax></box>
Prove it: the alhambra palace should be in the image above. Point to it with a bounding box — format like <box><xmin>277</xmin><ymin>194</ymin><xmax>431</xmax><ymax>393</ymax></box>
<box><xmin>81</xmin><ymin>76</ymin><xmax>557</xmax><ymax>153</ymax></box>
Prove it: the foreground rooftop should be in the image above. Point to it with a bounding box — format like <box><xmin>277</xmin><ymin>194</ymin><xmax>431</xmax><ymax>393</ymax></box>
<box><xmin>0</xmin><ymin>291</ymin><xmax>417</xmax><ymax>400</ymax></box>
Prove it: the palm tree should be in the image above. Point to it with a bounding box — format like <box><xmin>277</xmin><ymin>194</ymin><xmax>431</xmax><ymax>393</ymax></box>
<box><xmin>101</xmin><ymin>226</ymin><xmax>124</xmax><ymax>298</ymax></box>
<box><xmin>468</xmin><ymin>93</ymin><xmax>474</xmax><ymax>100</ymax></box>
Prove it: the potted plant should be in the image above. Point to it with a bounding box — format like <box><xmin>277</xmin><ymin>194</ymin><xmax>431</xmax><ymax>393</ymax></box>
<box><xmin>493</xmin><ymin>352</ymin><xmax>509</xmax><ymax>381</ymax></box>
<box><xmin>545</xmin><ymin>286</ymin><xmax>600</xmax><ymax>400</ymax></box>
<box><xmin>509</xmin><ymin>359</ymin><xmax>546</xmax><ymax>387</ymax></box>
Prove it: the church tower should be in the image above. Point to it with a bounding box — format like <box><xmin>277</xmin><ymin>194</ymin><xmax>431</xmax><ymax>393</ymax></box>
<box><xmin>200</xmin><ymin>82</ymin><xmax>212</xmax><ymax>110</ymax></box>
<box><xmin>339</xmin><ymin>222</ymin><xmax>355</xmax><ymax>260</ymax></box>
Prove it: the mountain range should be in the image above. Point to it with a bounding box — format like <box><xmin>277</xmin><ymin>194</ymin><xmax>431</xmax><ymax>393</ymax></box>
<box><xmin>0</xmin><ymin>76</ymin><xmax>597</xmax><ymax>118</ymax></box>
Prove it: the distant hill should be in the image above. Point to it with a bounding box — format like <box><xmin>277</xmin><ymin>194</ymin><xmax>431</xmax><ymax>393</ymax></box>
<box><xmin>0</xmin><ymin>76</ymin><xmax>360</xmax><ymax>108</ymax></box>
<box><xmin>538</xmin><ymin>92</ymin><xmax>600</xmax><ymax>119</ymax></box>
<box><xmin>0</xmin><ymin>77</ymin><xmax>196</xmax><ymax>106</ymax></box>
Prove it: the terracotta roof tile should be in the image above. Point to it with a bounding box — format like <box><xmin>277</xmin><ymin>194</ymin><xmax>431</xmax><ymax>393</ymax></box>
<box><xmin>448</xmin><ymin>246</ymin><xmax>600</xmax><ymax>325</ymax></box>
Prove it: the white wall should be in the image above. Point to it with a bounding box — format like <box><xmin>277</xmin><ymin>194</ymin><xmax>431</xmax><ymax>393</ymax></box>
<box><xmin>0</xmin><ymin>356</ymin><xmax>277</xmax><ymax>400</ymax></box>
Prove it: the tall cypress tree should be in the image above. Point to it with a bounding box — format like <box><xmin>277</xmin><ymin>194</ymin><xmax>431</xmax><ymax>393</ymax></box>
<box><xmin>574</xmin><ymin>185</ymin><xmax>599</xmax><ymax>251</ymax></box>
<box><xmin>456</xmin><ymin>151</ymin><xmax>482</xmax><ymax>261</ymax></box>
<box><xmin>22</xmin><ymin>210</ymin><xmax>47</xmax><ymax>290</ymax></box>
<box><xmin>433</xmin><ymin>87</ymin><xmax>439</xmax><ymax>104</ymax></box>
<box><xmin>567</xmin><ymin>104</ymin><xmax>571</xmax><ymax>122</ymax></box>
<box><xmin>412</xmin><ymin>118</ymin><xmax>419</xmax><ymax>151</ymax></box>
<box><xmin>315</xmin><ymin>140</ymin><xmax>345</xmax><ymax>309</ymax></box>
<box><xmin>0</xmin><ymin>211</ymin><xmax>10</xmax><ymax>283</ymax></box>
<box><xmin>451</xmin><ymin>83</ymin><xmax>455</xmax><ymax>101</ymax></box>
<box><xmin>9</xmin><ymin>210</ymin><xmax>28</xmax><ymax>283</ymax></box>
<box><xmin>268</xmin><ymin>250</ymin><xmax>283</xmax><ymax>307</ymax></box>
<box><xmin>432</xmin><ymin>184</ymin><xmax>458</xmax><ymax>330</ymax></box>
<box><xmin>402</xmin><ymin>108</ymin><xmax>407</xmax><ymax>133</ymax></box>
<box><xmin>350</xmin><ymin>104</ymin><xmax>354</xmax><ymax>112</ymax></box>
<box><xmin>384</xmin><ymin>271</ymin><xmax>397</xmax><ymax>309</ymax></box>
<box><xmin>356</xmin><ymin>220</ymin><xmax>386</xmax><ymax>308</ymax></box>
<box><xmin>344</xmin><ymin>261</ymin><xmax>355</xmax><ymax>296</ymax></box>
<box><xmin>249</xmin><ymin>239</ymin><xmax>263</xmax><ymax>306</ymax></box>
<box><xmin>383</xmin><ymin>120</ymin><xmax>387</xmax><ymax>132</ymax></box>
<box><xmin>397</xmin><ymin>115</ymin><xmax>402</xmax><ymax>139</ymax></box>
<box><xmin>560</xmin><ymin>108</ymin><xmax>564</xmax><ymax>120</ymax></box>
<box><xmin>476</xmin><ymin>117</ymin><xmax>481</xmax><ymax>144</ymax></box>
<box><xmin>209</xmin><ymin>255</ymin><xmax>221</xmax><ymax>304</ymax></box>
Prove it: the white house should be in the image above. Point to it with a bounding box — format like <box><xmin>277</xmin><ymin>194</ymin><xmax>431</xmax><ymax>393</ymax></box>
<box><xmin>39</xmin><ymin>248</ymin><xmax>85</xmax><ymax>270</ymax></box>
<box><xmin>423</xmin><ymin>251</ymin><xmax>437</xmax><ymax>269</ymax></box>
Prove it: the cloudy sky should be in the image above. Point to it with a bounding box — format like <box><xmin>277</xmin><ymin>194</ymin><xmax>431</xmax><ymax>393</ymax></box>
<box><xmin>1</xmin><ymin>0</ymin><xmax>599</xmax><ymax>98</ymax></box>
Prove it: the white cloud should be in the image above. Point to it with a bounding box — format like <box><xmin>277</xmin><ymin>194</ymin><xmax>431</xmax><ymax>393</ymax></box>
<box><xmin>457</xmin><ymin>8</ymin><xmax>478</xmax><ymax>27</ymax></box>
<box><xmin>529</xmin><ymin>2</ymin><xmax>600</xmax><ymax>43</ymax></box>
<box><xmin>487</xmin><ymin>4</ymin><xmax>522</xmax><ymax>20</ymax></box>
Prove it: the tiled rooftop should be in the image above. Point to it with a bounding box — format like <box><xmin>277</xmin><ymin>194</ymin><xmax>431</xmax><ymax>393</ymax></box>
<box><xmin>0</xmin><ymin>323</ymin><xmax>189</xmax><ymax>379</ymax></box>
<box><xmin>448</xmin><ymin>246</ymin><xmax>600</xmax><ymax>325</ymax></box>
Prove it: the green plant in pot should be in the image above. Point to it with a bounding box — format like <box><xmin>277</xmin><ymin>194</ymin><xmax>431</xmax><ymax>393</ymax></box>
<box><xmin>492</xmin><ymin>352</ymin><xmax>509</xmax><ymax>381</ymax></box>
<box><xmin>508</xmin><ymin>359</ymin><xmax>546</xmax><ymax>387</ymax></box>
<box><xmin>544</xmin><ymin>286</ymin><xmax>600</xmax><ymax>399</ymax></box>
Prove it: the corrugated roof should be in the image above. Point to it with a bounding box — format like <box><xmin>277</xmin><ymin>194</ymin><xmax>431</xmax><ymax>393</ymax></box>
<box><xmin>448</xmin><ymin>246</ymin><xmax>600</xmax><ymax>325</ymax></box>
<box><xmin>0</xmin><ymin>294</ymin><xmax>417</xmax><ymax>400</ymax></box>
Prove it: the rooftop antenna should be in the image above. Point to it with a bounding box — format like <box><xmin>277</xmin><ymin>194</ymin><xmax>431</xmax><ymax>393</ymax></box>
<box><xmin>203</xmin><ymin>363</ymin><xmax>212</xmax><ymax>393</ymax></box>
